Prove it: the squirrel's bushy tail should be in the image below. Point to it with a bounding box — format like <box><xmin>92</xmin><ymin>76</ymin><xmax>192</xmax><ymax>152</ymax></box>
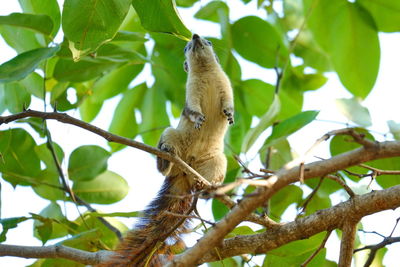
<box><xmin>96</xmin><ymin>175</ymin><xmax>193</xmax><ymax>267</ymax></box>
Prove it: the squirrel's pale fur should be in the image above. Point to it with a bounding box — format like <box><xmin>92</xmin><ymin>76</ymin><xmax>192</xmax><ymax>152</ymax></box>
<box><xmin>96</xmin><ymin>34</ymin><xmax>234</xmax><ymax>267</ymax></box>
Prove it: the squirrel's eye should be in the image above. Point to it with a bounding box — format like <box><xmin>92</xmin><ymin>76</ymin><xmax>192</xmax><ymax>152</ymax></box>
<box><xmin>206</xmin><ymin>40</ymin><xmax>212</xmax><ymax>46</ymax></box>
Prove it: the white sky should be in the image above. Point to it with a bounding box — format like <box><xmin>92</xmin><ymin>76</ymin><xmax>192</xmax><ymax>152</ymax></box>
<box><xmin>1</xmin><ymin>0</ymin><xmax>400</xmax><ymax>266</ymax></box>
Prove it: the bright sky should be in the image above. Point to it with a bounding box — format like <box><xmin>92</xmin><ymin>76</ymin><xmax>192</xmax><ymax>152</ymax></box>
<box><xmin>1</xmin><ymin>0</ymin><xmax>400</xmax><ymax>266</ymax></box>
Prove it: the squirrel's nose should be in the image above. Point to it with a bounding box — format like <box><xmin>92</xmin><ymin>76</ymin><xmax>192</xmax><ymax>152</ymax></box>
<box><xmin>192</xmin><ymin>34</ymin><xmax>200</xmax><ymax>40</ymax></box>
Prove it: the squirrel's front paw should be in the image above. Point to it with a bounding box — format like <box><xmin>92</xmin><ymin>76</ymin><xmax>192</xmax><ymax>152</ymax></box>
<box><xmin>193</xmin><ymin>112</ymin><xmax>206</xmax><ymax>129</ymax></box>
<box><xmin>223</xmin><ymin>107</ymin><xmax>234</xmax><ymax>125</ymax></box>
<box><xmin>160</xmin><ymin>143</ymin><xmax>176</xmax><ymax>154</ymax></box>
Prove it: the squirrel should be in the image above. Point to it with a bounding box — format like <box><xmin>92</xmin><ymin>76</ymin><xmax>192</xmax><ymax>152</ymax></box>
<box><xmin>96</xmin><ymin>34</ymin><xmax>234</xmax><ymax>267</ymax></box>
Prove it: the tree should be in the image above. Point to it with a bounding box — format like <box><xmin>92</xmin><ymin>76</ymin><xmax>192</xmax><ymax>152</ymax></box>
<box><xmin>0</xmin><ymin>0</ymin><xmax>400</xmax><ymax>266</ymax></box>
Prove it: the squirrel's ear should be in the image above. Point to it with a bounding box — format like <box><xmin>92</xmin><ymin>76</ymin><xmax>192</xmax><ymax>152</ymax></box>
<box><xmin>183</xmin><ymin>61</ymin><xmax>188</xmax><ymax>72</ymax></box>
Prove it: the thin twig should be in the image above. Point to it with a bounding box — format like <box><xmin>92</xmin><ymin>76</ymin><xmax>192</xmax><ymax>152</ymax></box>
<box><xmin>298</xmin><ymin>177</ymin><xmax>324</xmax><ymax>216</ymax></box>
<box><xmin>326</xmin><ymin>174</ymin><xmax>355</xmax><ymax>198</ymax></box>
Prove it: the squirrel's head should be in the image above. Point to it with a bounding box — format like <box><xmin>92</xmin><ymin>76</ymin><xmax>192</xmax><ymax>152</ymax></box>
<box><xmin>183</xmin><ymin>34</ymin><xmax>219</xmax><ymax>72</ymax></box>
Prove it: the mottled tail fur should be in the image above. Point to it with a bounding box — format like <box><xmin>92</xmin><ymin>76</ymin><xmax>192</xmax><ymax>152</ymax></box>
<box><xmin>96</xmin><ymin>175</ymin><xmax>193</xmax><ymax>267</ymax></box>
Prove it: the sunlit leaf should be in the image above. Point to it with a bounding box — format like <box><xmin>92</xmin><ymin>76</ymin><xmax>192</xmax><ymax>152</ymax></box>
<box><xmin>68</xmin><ymin>145</ymin><xmax>110</xmax><ymax>181</ymax></box>
<box><xmin>0</xmin><ymin>217</ymin><xmax>29</xmax><ymax>242</ymax></box>
<box><xmin>335</xmin><ymin>98</ymin><xmax>372</xmax><ymax>127</ymax></box>
<box><xmin>0</xmin><ymin>13</ymin><xmax>53</xmax><ymax>36</ymax></box>
<box><xmin>242</xmin><ymin>94</ymin><xmax>280</xmax><ymax>152</ymax></box>
<box><xmin>194</xmin><ymin>1</ymin><xmax>229</xmax><ymax>24</ymax></box>
<box><xmin>232</xmin><ymin>16</ymin><xmax>288</xmax><ymax>68</ymax></box>
<box><xmin>0</xmin><ymin>46</ymin><xmax>60</xmax><ymax>83</ymax></box>
<box><xmin>62</xmin><ymin>0</ymin><xmax>132</xmax><ymax>61</ymax></box>
<box><xmin>358</xmin><ymin>0</ymin><xmax>400</xmax><ymax>32</ymax></box>
<box><xmin>109</xmin><ymin>83</ymin><xmax>147</xmax><ymax>152</ymax></box>
<box><xmin>132</xmin><ymin>0</ymin><xmax>191</xmax><ymax>40</ymax></box>
<box><xmin>263</xmin><ymin>110</ymin><xmax>319</xmax><ymax>148</ymax></box>
<box><xmin>33</xmin><ymin>202</ymin><xmax>68</xmax><ymax>242</ymax></box>
<box><xmin>1</xmin><ymin>82</ymin><xmax>31</xmax><ymax>113</ymax></box>
<box><xmin>0</xmin><ymin>128</ymin><xmax>41</xmax><ymax>186</ymax></box>
<box><xmin>53</xmin><ymin>58</ymin><xmax>121</xmax><ymax>83</ymax></box>
<box><xmin>387</xmin><ymin>120</ymin><xmax>400</xmax><ymax>140</ymax></box>
<box><xmin>19</xmin><ymin>0</ymin><xmax>61</xmax><ymax>37</ymax></box>
<box><xmin>72</xmin><ymin>171</ymin><xmax>129</xmax><ymax>204</ymax></box>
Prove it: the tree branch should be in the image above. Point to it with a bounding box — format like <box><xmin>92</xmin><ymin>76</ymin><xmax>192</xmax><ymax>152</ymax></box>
<box><xmin>0</xmin><ymin>109</ymin><xmax>211</xmax><ymax>187</ymax></box>
<box><xmin>0</xmin><ymin>244</ymin><xmax>112</xmax><ymax>265</ymax></box>
<box><xmin>166</xmin><ymin>140</ymin><xmax>400</xmax><ymax>266</ymax></box>
<box><xmin>197</xmin><ymin>184</ymin><xmax>400</xmax><ymax>263</ymax></box>
<box><xmin>2</xmin><ymin>185</ymin><xmax>399</xmax><ymax>265</ymax></box>
<box><xmin>339</xmin><ymin>222</ymin><xmax>358</xmax><ymax>267</ymax></box>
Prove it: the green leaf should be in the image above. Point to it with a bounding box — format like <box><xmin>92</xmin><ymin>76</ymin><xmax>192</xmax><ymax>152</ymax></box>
<box><xmin>109</xmin><ymin>83</ymin><xmax>147</xmax><ymax>152</ymax></box>
<box><xmin>306</xmin><ymin>0</ymin><xmax>380</xmax><ymax>99</ymax></box>
<box><xmin>34</xmin><ymin>142</ymin><xmax>65</xmax><ymax>172</ymax></box>
<box><xmin>68</xmin><ymin>145</ymin><xmax>110</xmax><ymax>181</ymax></box>
<box><xmin>32</xmin><ymin>170</ymin><xmax>64</xmax><ymax>201</ymax></box>
<box><xmin>90</xmin><ymin>63</ymin><xmax>144</xmax><ymax>103</ymax></box>
<box><xmin>20</xmin><ymin>72</ymin><xmax>44</xmax><ymax>98</ymax></box>
<box><xmin>72</xmin><ymin>171</ymin><xmax>129</xmax><ymax>204</ymax></box>
<box><xmin>0</xmin><ymin>13</ymin><xmax>53</xmax><ymax>36</ymax></box>
<box><xmin>0</xmin><ymin>46</ymin><xmax>60</xmax><ymax>83</ymax></box>
<box><xmin>369</xmin><ymin>157</ymin><xmax>400</xmax><ymax>189</ymax></box>
<box><xmin>388</xmin><ymin>120</ymin><xmax>400</xmax><ymax>140</ymax></box>
<box><xmin>242</xmin><ymin>94</ymin><xmax>281</xmax><ymax>152</ymax></box>
<box><xmin>294</xmin><ymin>30</ymin><xmax>332</xmax><ymax>72</ymax></box>
<box><xmin>305</xmin><ymin>177</ymin><xmax>343</xmax><ymax>199</ymax></box>
<box><xmin>112</xmin><ymin>31</ymin><xmax>147</xmax><ymax>42</ymax></box>
<box><xmin>335</xmin><ymin>98</ymin><xmax>372</xmax><ymax>127</ymax></box>
<box><xmin>208</xmin><ymin>257</ymin><xmax>240</xmax><ymax>267</ymax></box>
<box><xmin>212</xmin><ymin>199</ymin><xmax>230</xmax><ymax>221</ymax></box>
<box><xmin>226</xmin><ymin>226</ymin><xmax>256</xmax><ymax>238</ymax></box>
<box><xmin>78</xmin><ymin>96</ymin><xmax>103</xmax><ymax>122</ymax></box>
<box><xmin>277</xmin><ymin>88</ymin><xmax>303</xmax><ymax>120</ymax></box>
<box><xmin>176</xmin><ymin>0</ymin><xmax>198</xmax><ymax>7</ymax></box>
<box><xmin>132</xmin><ymin>0</ymin><xmax>191</xmax><ymax>40</ymax></box>
<box><xmin>240</xmin><ymin>79</ymin><xmax>275</xmax><ymax>117</ymax></box>
<box><xmin>263</xmin><ymin>139</ymin><xmax>293</xmax><ymax>170</ymax></box>
<box><xmin>2</xmin><ymin>82</ymin><xmax>31</xmax><ymax>113</ymax></box>
<box><xmin>62</xmin><ymin>0</ymin><xmax>132</xmax><ymax>61</ymax></box>
<box><xmin>0</xmin><ymin>217</ymin><xmax>29</xmax><ymax>242</ymax></box>
<box><xmin>151</xmin><ymin>33</ymin><xmax>187</xmax><ymax>106</ymax></box>
<box><xmin>270</xmin><ymin>185</ymin><xmax>302</xmax><ymax>220</ymax></box>
<box><xmin>33</xmin><ymin>203</ymin><xmax>68</xmax><ymax>242</ymax></box>
<box><xmin>0</xmin><ymin>25</ymin><xmax>42</xmax><ymax>53</ymax></box>
<box><xmin>281</xmin><ymin>65</ymin><xmax>328</xmax><ymax>92</ymax></box>
<box><xmin>53</xmin><ymin>58</ymin><xmax>121</xmax><ymax>83</ymax></box>
<box><xmin>0</xmin><ymin>128</ymin><xmax>41</xmax><ymax>186</ymax></box>
<box><xmin>194</xmin><ymin>1</ymin><xmax>229</xmax><ymax>23</ymax></box>
<box><xmin>329</xmin><ymin>128</ymin><xmax>373</xmax><ymax>180</ymax></box>
<box><xmin>232</xmin><ymin>16</ymin><xmax>288</xmax><ymax>68</ymax></box>
<box><xmin>263</xmin><ymin>110</ymin><xmax>319</xmax><ymax>148</ymax></box>
<box><xmin>139</xmin><ymin>86</ymin><xmax>170</xmax><ymax>146</ymax></box>
<box><xmin>358</xmin><ymin>0</ymin><xmax>400</xmax><ymax>32</ymax></box>
<box><xmin>72</xmin><ymin>216</ymin><xmax>128</xmax><ymax>249</ymax></box>
<box><xmin>263</xmin><ymin>246</ymin><xmax>327</xmax><ymax>267</ymax></box>
<box><xmin>19</xmin><ymin>0</ymin><xmax>61</xmax><ymax>37</ymax></box>
<box><xmin>269</xmin><ymin>231</ymin><xmax>326</xmax><ymax>257</ymax></box>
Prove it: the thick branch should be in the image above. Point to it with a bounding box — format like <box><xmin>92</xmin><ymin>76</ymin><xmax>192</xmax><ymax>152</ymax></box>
<box><xmin>339</xmin><ymin>222</ymin><xmax>358</xmax><ymax>267</ymax></box>
<box><xmin>0</xmin><ymin>110</ymin><xmax>211</xmax><ymax>187</ymax></box>
<box><xmin>167</xmin><ymin>140</ymin><xmax>400</xmax><ymax>266</ymax></box>
<box><xmin>2</xmin><ymin>185</ymin><xmax>399</xmax><ymax>265</ymax></box>
<box><xmin>0</xmin><ymin>244</ymin><xmax>112</xmax><ymax>265</ymax></box>
<box><xmin>198</xmin><ymin>185</ymin><xmax>400</xmax><ymax>263</ymax></box>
